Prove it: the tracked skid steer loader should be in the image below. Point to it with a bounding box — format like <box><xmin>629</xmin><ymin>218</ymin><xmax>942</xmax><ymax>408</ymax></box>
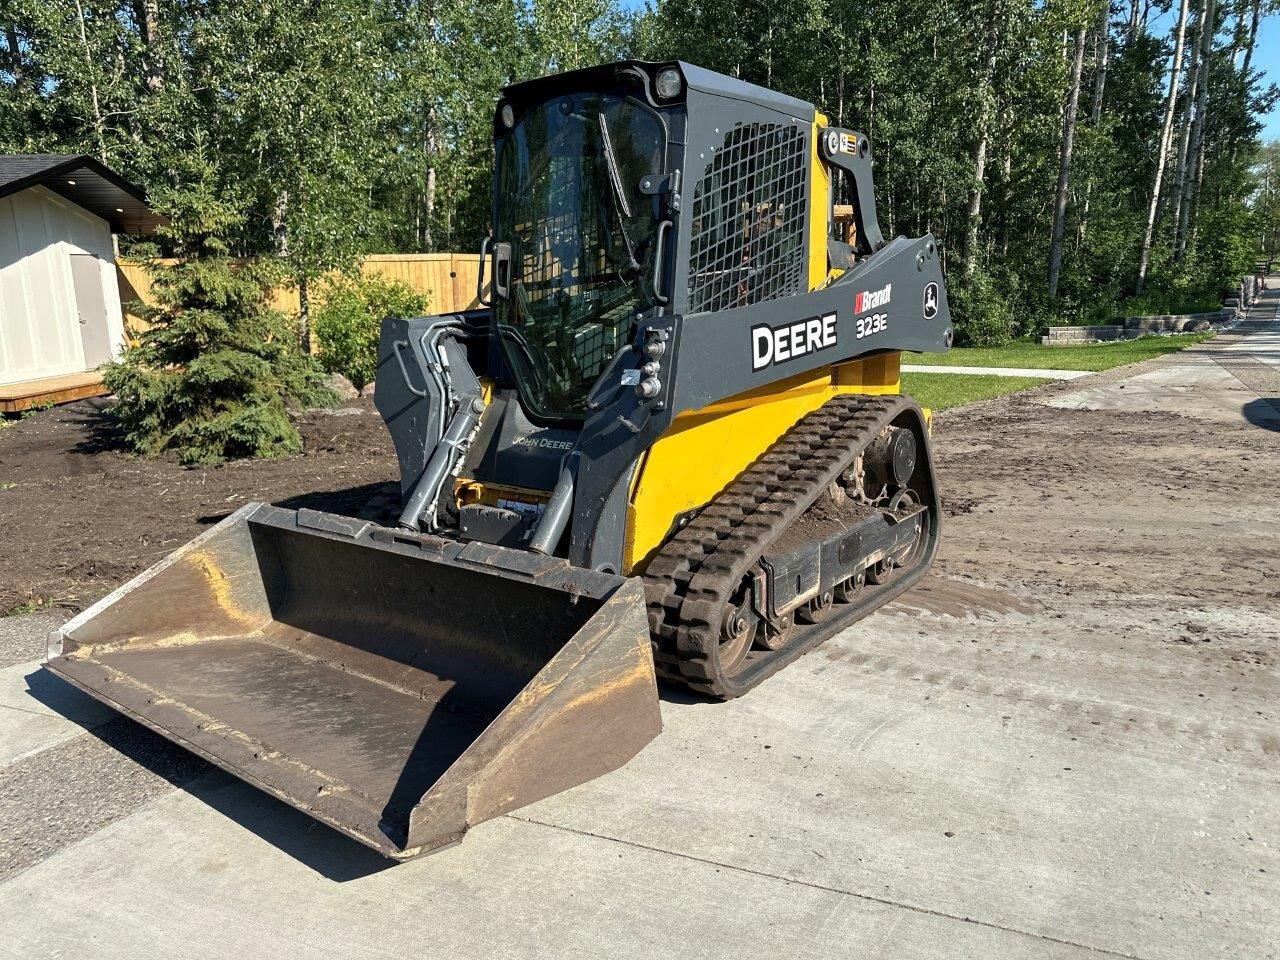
<box><xmin>48</xmin><ymin>61</ymin><xmax>953</xmax><ymax>859</ymax></box>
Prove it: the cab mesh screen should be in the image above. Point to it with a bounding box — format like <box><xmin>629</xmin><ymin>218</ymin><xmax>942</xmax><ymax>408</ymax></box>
<box><xmin>687</xmin><ymin>123</ymin><xmax>808</xmax><ymax>314</ymax></box>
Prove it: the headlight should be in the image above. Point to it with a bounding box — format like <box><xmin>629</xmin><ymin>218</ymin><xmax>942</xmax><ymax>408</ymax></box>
<box><xmin>500</xmin><ymin>103</ymin><xmax>515</xmax><ymax>129</ymax></box>
<box><xmin>654</xmin><ymin>68</ymin><xmax>683</xmax><ymax>100</ymax></box>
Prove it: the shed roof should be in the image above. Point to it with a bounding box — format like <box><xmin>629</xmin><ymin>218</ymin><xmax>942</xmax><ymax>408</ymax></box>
<box><xmin>0</xmin><ymin>154</ymin><xmax>164</xmax><ymax>234</ymax></box>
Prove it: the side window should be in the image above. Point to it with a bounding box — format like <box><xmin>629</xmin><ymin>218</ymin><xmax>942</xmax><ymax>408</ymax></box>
<box><xmin>687</xmin><ymin>123</ymin><xmax>808</xmax><ymax>314</ymax></box>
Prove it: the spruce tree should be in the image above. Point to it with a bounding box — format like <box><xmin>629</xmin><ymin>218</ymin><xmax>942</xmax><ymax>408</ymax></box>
<box><xmin>104</xmin><ymin>163</ymin><xmax>336</xmax><ymax>465</ymax></box>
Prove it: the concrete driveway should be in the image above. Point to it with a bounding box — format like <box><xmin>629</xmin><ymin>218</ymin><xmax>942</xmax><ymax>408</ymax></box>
<box><xmin>2</xmin><ymin>296</ymin><xmax>1277</xmax><ymax>960</ymax></box>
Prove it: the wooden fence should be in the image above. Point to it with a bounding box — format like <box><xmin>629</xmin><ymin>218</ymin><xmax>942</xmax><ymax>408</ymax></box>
<box><xmin>115</xmin><ymin>253</ymin><xmax>484</xmax><ymax>330</ymax></box>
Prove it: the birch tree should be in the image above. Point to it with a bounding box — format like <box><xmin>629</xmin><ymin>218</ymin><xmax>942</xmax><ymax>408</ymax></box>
<box><xmin>964</xmin><ymin>0</ymin><xmax>1001</xmax><ymax>276</ymax></box>
<box><xmin>1175</xmin><ymin>0</ymin><xmax>1215</xmax><ymax>260</ymax></box>
<box><xmin>1048</xmin><ymin>24</ymin><xmax>1087</xmax><ymax>299</ymax></box>
<box><xmin>1136</xmin><ymin>0</ymin><xmax>1190</xmax><ymax>293</ymax></box>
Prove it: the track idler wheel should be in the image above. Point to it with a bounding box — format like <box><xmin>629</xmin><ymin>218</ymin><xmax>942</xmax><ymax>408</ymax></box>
<box><xmin>865</xmin><ymin>427</ymin><xmax>918</xmax><ymax>490</ymax></box>
<box><xmin>796</xmin><ymin>590</ymin><xmax>835</xmax><ymax>624</ymax></box>
<box><xmin>757</xmin><ymin>615</ymin><xmax>793</xmax><ymax>651</ymax></box>
<box><xmin>719</xmin><ymin>587</ymin><xmax>757</xmax><ymax>671</ymax></box>
<box><xmin>834</xmin><ymin>571</ymin><xmax>865</xmax><ymax>603</ymax></box>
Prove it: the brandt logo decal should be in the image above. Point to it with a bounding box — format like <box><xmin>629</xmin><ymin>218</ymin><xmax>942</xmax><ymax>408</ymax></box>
<box><xmin>854</xmin><ymin>282</ymin><xmax>892</xmax><ymax>315</ymax></box>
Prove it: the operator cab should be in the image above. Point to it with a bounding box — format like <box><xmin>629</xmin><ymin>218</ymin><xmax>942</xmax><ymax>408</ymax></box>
<box><xmin>488</xmin><ymin>62</ymin><xmax>686</xmax><ymax>425</ymax></box>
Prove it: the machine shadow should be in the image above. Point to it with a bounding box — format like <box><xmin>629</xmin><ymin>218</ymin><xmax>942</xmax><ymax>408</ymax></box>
<box><xmin>181</xmin><ymin>771</ymin><xmax>399</xmax><ymax>881</ymax></box>
<box><xmin>656</xmin><ymin>683</ymin><xmax>710</xmax><ymax>706</ymax></box>
<box><xmin>1242</xmin><ymin>398</ymin><xmax>1280</xmax><ymax>432</ymax></box>
<box><xmin>272</xmin><ymin>481</ymin><xmax>399</xmax><ymax>519</ymax></box>
<box><xmin>23</xmin><ymin>668</ymin><xmax>397</xmax><ymax>881</ymax></box>
<box><xmin>192</xmin><ymin>482</ymin><xmax>398</xmax><ymax>527</ymax></box>
<box><xmin>375</xmin><ymin>683</ymin><xmax>493</xmax><ymax>852</ymax></box>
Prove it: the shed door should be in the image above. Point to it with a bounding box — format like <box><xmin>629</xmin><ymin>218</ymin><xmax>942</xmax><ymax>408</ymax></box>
<box><xmin>0</xmin><ymin>190</ymin><xmax>86</xmax><ymax>385</ymax></box>
<box><xmin>70</xmin><ymin>253</ymin><xmax>112</xmax><ymax>369</ymax></box>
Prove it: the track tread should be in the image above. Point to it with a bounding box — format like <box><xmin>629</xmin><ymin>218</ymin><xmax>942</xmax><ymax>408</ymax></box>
<box><xmin>641</xmin><ymin>393</ymin><xmax>937</xmax><ymax>698</ymax></box>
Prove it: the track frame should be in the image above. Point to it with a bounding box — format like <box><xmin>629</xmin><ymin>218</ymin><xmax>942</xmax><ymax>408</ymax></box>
<box><xmin>642</xmin><ymin>394</ymin><xmax>940</xmax><ymax>698</ymax></box>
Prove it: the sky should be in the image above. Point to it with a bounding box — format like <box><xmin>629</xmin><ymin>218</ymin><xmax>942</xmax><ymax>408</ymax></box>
<box><xmin>1257</xmin><ymin>14</ymin><xmax>1279</xmax><ymax>141</ymax></box>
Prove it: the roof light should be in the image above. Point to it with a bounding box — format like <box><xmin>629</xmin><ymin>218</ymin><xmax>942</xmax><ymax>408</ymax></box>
<box><xmin>500</xmin><ymin>102</ymin><xmax>515</xmax><ymax>130</ymax></box>
<box><xmin>116</xmin><ymin>207</ymin><xmax>124</xmax><ymax>213</ymax></box>
<box><xmin>66</xmin><ymin>179</ymin><xmax>76</xmax><ymax>186</ymax></box>
<box><xmin>654</xmin><ymin>68</ymin><xmax>682</xmax><ymax>100</ymax></box>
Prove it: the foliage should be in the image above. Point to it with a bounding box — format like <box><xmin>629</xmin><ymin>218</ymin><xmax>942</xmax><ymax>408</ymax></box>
<box><xmin>1256</xmin><ymin>141</ymin><xmax>1280</xmax><ymax>260</ymax></box>
<box><xmin>313</xmin><ymin>274</ymin><xmax>429</xmax><ymax>392</ymax></box>
<box><xmin>947</xmin><ymin>267</ymin><xmax>1017</xmax><ymax>346</ymax></box>
<box><xmin>103</xmin><ymin>171</ymin><xmax>336</xmax><ymax>464</ymax></box>
<box><xmin>2</xmin><ymin>0</ymin><xmax>1274</xmax><ymax>347</ymax></box>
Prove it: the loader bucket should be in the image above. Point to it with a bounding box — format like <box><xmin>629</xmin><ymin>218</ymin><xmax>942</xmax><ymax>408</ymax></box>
<box><xmin>47</xmin><ymin>503</ymin><xmax>660</xmax><ymax>859</ymax></box>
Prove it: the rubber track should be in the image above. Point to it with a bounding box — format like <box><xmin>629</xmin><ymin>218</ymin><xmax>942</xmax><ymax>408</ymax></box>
<box><xmin>641</xmin><ymin>393</ymin><xmax>922</xmax><ymax>698</ymax></box>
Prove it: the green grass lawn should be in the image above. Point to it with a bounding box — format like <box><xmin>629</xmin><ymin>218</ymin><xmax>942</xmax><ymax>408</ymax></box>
<box><xmin>913</xmin><ymin>332</ymin><xmax>1214</xmax><ymax>372</ymax></box>
<box><xmin>901</xmin><ymin>372</ymin><xmax>1053</xmax><ymax>412</ymax></box>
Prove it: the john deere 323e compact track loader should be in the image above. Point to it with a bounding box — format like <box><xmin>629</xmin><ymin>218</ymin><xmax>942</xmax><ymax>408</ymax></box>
<box><xmin>49</xmin><ymin>61</ymin><xmax>953</xmax><ymax>859</ymax></box>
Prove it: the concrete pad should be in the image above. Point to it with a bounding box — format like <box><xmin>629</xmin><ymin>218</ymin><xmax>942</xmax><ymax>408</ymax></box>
<box><xmin>0</xmin><ymin>772</ymin><xmax>1102</xmax><ymax>960</ymax></box>
<box><xmin>1043</xmin><ymin>317</ymin><xmax>1280</xmax><ymax>426</ymax></box>
<box><xmin>1043</xmin><ymin>359</ymin><xmax>1280</xmax><ymax>425</ymax></box>
<box><xmin>0</xmin><ymin>716</ymin><xmax>207</xmax><ymax>881</ymax></box>
<box><xmin>0</xmin><ymin>661</ymin><xmax>115</xmax><ymax>766</ymax></box>
<box><xmin>1216</xmin><ymin>321</ymin><xmax>1280</xmax><ymax>371</ymax></box>
<box><xmin>522</xmin><ymin>599</ymin><xmax>1279</xmax><ymax>960</ymax></box>
<box><xmin>1</xmin><ymin>582</ymin><xmax>1274</xmax><ymax>960</ymax></box>
<box><xmin>902</xmin><ymin>364</ymin><xmax>1085</xmax><ymax>380</ymax></box>
<box><xmin>0</xmin><ymin>612</ymin><xmax>62</xmax><ymax>669</ymax></box>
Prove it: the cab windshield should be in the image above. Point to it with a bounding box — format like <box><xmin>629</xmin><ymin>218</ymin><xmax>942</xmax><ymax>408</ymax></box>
<box><xmin>495</xmin><ymin>93</ymin><xmax>665</xmax><ymax>421</ymax></box>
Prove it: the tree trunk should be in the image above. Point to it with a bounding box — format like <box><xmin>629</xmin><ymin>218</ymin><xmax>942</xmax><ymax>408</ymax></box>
<box><xmin>298</xmin><ymin>275</ymin><xmax>311</xmax><ymax>355</ymax></box>
<box><xmin>999</xmin><ymin>146</ymin><xmax>1012</xmax><ymax>259</ymax></box>
<box><xmin>836</xmin><ymin>71</ymin><xmax>847</xmax><ymax>205</ymax></box>
<box><xmin>131</xmin><ymin>0</ymin><xmax>164</xmax><ymax>92</ymax></box>
<box><xmin>72</xmin><ymin>0</ymin><xmax>108</xmax><ymax>162</ymax></box>
<box><xmin>1089</xmin><ymin>5</ymin><xmax>1110</xmax><ymax>127</ymax></box>
<box><xmin>765</xmin><ymin>22</ymin><xmax>773</xmax><ymax>88</ymax></box>
<box><xmin>1188</xmin><ymin>116</ymin><xmax>1209</xmax><ymax>250</ymax></box>
<box><xmin>1048</xmin><ymin>26</ymin><xmax>1087</xmax><ymax>299</ymax></box>
<box><xmin>5</xmin><ymin>24</ymin><xmax>23</xmax><ymax>85</ymax></box>
<box><xmin>1168</xmin><ymin>7</ymin><xmax>1201</xmax><ymax>226</ymax></box>
<box><xmin>424</xmin><ymin>100</ymin><xmax>437</xmax><ymax>252</ymax></box>
<box><xmin>272</xmin><ymin>190</ymin><xmax>290</xmax><ymax>258</ymax></box>
<box><xmin>965</xmin><ymin>0</ymin><xmax>1000</xmax><ymax>276</ymax></box>
<box><xmin>1176</xmin><ymin>0</ymin><xmax>1214</xmax><ymax>262</ymax></box>
<box><xmin>1136</xmin><ymin>0</ymin><xmax>1190</xmax><ymax>294</ymax></box>
<box><xmin>1240</xmin><ymin>0</ymin><xmax>1261</xmax><ymax>77</ymax></box>
<box><xmin>1078</xmin><ymin>3</ymin><xmax>1112</xmax><ymax>250</ymax></box>
<box><xmin>270</xmin><ymin>189</ymin><xmax>309</xmax><ymax>348</ymax></box>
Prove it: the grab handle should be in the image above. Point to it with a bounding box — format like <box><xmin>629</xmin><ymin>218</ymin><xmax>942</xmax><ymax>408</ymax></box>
<box><xmin>392</xmin><ymin>340</ymin><xmax>429</xmax><ymax>398</ymax></box>
<box><xmin>476</xmin><ymin>236</ymin><xmax>493</xmax><ymax>306</ymax></box>
<box><xmin>651</xmin><ymin>220</ymin><xmax>671</xmax><ymax>305</ymax></box>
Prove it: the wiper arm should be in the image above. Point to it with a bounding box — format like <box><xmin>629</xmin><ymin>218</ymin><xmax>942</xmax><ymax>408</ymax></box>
<box><xmin>596</xmin><ymin>113</ymin><xmax>644</xmax><ymax>285</ymax></box>
<box><xmin>597</xmin><ymin>113</ymin><xmax>632</xmax><ymax>220</ymax></box>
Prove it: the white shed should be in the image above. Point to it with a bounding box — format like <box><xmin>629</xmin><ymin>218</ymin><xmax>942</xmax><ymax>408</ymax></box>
<box><xmin>0</xmin><ymin>155</ymin><xmax>161</xmax><ymax>410</ymax></box>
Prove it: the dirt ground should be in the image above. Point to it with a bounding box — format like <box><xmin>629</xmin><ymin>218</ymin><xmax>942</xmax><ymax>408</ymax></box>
<box><xmin>1</xmin><ymin>325</ymin><xmax>1276</xmax><ymax>628</ymax></box>
<box><xmin>0</xmin><ymin>398</ymin><xmax>397</xmax><ymax>615</ymax></box>
<box><xmin>934</xmin><ymin>328</ymin><xmax>1280</xmax><ymax>614</ymax></box>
